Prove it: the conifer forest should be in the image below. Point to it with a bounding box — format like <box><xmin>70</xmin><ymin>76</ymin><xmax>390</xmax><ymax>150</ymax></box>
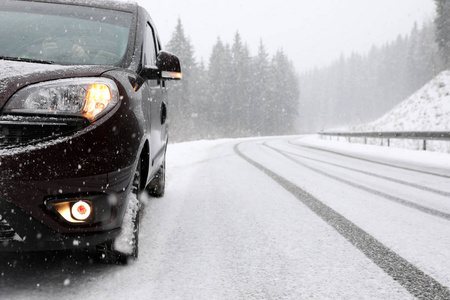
<box><xmin>167</xmin><ymin>1</ymin><xmax>450</xmax><ymax>141</ymax></box>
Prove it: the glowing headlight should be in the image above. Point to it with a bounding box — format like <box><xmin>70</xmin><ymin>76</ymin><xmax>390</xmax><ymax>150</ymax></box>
<box><xmin>3</xmin><ymin>78</ymin><xmax>119</xmax><ymax>121</ymax></box>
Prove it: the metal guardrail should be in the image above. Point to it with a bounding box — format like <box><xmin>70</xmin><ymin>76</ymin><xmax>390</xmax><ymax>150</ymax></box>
<box><xmin>318</xmin><ymin>131</ymin><xmax>450</xmax><ymax>150</ymax></box>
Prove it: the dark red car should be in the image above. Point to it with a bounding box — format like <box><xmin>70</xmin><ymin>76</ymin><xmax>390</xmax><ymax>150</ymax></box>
<box><xmin>0</xmin><ymin>0</ymin><xmax>181</xmax><ymax>263</ymax></box>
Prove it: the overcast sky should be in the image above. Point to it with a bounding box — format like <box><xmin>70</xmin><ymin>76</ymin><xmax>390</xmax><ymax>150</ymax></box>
<box><xmin>137</xmin><ymin>0</ymin><xmax>436</xmax><ymax>72</ymax></box>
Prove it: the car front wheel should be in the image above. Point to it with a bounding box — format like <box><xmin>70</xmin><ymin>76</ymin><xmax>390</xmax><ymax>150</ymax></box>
<box><xmin>97</xmin><ymin>164</ymin><xmax>141</xmax><ymax>264</ymax></box>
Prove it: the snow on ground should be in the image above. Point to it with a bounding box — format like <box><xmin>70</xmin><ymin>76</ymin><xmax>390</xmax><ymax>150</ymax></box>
<box><xmin>350</xmin><ymin>70</ymin><xmax>450</xmax><ymax>152</ymax></box>
<box><xmin>3</xmin><ymin>136</ymin><xmax>434</xmax><ymax>300</ymax></box>
<box><xmin>301</xmin><ymin>135</ymin><xmax>450</xmax><ymax>177</ymax></box>
<box><xmin>276</xmin><ymin>136</ymin><xmax>450</xmax><ymax>291</ymax></box>
<box><xmin>91</xmin><ymin>137</ymin><xmax>414</xmax><ymax>300</ymax></box>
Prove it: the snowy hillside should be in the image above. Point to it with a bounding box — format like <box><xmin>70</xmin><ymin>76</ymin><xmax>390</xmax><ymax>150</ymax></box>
<box><xmin>350</xmin><ymin>70</ymin><xmax>450</xmax><ymax>152</ymax></box>
<box><xmin>354</xmin><ymin>70</ymin><xmax>450</xmax><ymax>131</ymax></box>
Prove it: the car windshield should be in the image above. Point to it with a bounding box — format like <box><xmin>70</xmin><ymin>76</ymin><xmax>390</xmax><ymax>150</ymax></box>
<box><xmin>0</xmin><ymin>1</ymin><xmax>133</xmax><ymax>65</ymax></box>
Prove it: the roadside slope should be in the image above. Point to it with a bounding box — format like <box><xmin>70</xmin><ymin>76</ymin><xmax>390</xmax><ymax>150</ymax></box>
<box><xmin>354</xmin><ymin>70</ymin><xmax>450</xmax><ymax>132</ymax></box>
<box><xmin>350</xmin><ymin>70</ymin><xmax>450</xmax><ymax>152</ymax></box>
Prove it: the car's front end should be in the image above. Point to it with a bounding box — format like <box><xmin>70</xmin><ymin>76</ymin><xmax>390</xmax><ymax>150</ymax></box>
<box><xmin>0</xmin><ymin>0</ymin><xmax>143</xmax><ymax>252</ymax></box>
<box><xmin>0</xmin><ymin>0</ymin><xmax>181</xmax><ymax>263</ymax></box>
<box><xmin>0</xmin><ymin>61</ymin><xmax>143</xmax><ymax>251</ymax></box>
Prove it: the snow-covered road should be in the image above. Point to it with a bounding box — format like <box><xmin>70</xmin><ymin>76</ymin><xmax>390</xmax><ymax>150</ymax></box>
<box><xmin>1</xmin><ymin>135</ymin><xmax>450</xmax><ymax>299</ymax></box>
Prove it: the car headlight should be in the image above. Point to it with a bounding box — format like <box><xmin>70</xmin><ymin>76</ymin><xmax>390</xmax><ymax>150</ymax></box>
<box><xmin>2</xmin><ymin>78</ymin><xmax>119</xmax><ymax>121</ymax></box>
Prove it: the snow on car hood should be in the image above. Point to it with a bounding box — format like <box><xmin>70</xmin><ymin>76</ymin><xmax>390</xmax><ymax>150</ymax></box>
<box><xmin>0</xmin><ymin>60</ymin><xmax>115</xmax><ymax>109</ymax></box>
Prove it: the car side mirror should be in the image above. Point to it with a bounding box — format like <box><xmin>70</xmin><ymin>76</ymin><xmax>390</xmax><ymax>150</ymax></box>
<box><xmin>141</xmin><ymin>51</ymin><xmax>182</xmax><ymax>81</ymax></box>
<box><xmin>157</xmin><ymin>51</ymin><xmax>182</xmax><ymax>80</ymax></box>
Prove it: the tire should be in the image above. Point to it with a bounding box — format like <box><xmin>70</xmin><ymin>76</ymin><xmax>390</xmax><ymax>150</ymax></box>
<box><xmin>96</xmin><ymin>163</ymin><xmax>141</xmax><ymax>264</ymax></box>
<box><xmin>146</xmin><ymin>159</ymin><xmax>165</xmax><ymax>198</ymax></box>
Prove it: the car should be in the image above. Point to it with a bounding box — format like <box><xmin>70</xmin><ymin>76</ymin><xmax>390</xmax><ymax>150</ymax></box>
<box><xmin>0</xmin><ymin>0</ymin><xmax>181</xmax><ymax>264</ymax></box>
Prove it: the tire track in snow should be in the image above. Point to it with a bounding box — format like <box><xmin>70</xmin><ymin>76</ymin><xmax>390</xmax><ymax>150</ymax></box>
<box><xmin>271</xmin><ymin>142</ymin><xmax>450</xmax><ymax>198</ymax></box>
<box><xmin>288</xmin><ymin>139</ymin><xmax>450</xmax><ymax>179</ymax></box>
<box><xmin>263</xmin><ymin>142</ymin><xmax>450</xmax><ymax>222</ymax></box>
<box><xmin>234</xmin><ymin>142</ymin><xmax>450</xmax><ymax>300</ymax></box>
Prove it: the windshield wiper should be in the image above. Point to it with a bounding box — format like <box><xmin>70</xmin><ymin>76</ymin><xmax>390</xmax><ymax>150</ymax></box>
<box><xmin>0</xmin><ymin>56</ymin><xmax>54</xmax><ymax>65</ymax></box>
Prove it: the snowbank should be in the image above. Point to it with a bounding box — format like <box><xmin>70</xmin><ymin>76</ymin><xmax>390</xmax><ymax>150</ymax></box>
<box><xmin>351</xmin><ymin>70</ymin><xmax>450</xmax><ymax>152</ymax></box>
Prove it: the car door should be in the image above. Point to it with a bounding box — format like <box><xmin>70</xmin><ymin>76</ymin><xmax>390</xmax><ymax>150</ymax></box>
<box><xmin>142</xmin><ymin>22</ymin><xmax>166</xmax><ymax>168</ymax></box>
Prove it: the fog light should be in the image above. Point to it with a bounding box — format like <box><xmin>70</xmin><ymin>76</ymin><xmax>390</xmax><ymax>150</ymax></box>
<box><xmin>51</xmin><ymin>200</ymin><xmax>93</xmax><ymax>223</ymax></box>
<box><xmin>71</xmin><ymin>201</ymin><xmax>92</xmax><ymax>221</ymax></box>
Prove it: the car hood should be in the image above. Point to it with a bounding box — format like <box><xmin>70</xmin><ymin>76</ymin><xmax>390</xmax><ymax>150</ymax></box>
<box><xmin>0</xmin><ymin>60</ymin><xmax>116</xmax><ymax>110</ymax></box>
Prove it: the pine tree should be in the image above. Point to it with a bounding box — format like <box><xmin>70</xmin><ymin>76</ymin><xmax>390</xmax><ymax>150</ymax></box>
<box><xmin>435</xmin><ymin>0</ymin><xmax>450</xmax><ymax>68</ymax></box>
<box><xmin>270</xmin><ymin>50</ymin><xmax>300</xmax><ymax>134</ymax></box>
<box><xmin>190</xmin><ymin>60</ymin><xmax>209</xmax><ymax>139</ymax></box>
<box><xmin>231</xmin><ymin>32</ymin><xmax>252</xmax><ymax>136</ymax></box>
<box><xmin>165</xmin><ymin>19</ymin><xmax>197</xmax><ymax>141</ymax></box>
<box><xmin>207</xmin><ymin>38</ymin><xmax>234</xmax><ymax>136</ymax></box>
<box><xmin>406</xmin><ymin>22</ymin><xmax>422</xmax><ymax>92</ymax></box>
<box><xmin>252</xmin><ymin>40</ymin><xmax>272</xmax><ymax>135</ymax></box>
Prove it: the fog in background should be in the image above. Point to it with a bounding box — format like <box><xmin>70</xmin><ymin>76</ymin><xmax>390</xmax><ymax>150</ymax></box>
<box><xmin>133</xmin><ymin>1</ymin><xmax>442</xmax><ymax>139</ymax></box>
<box><xmin>145</xmin><ymin>0</ymin><xmax>435</xmax><ymax>72</ymax></box>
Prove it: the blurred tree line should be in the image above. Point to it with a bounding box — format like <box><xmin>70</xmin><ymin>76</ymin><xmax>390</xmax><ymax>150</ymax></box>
<box><xmin>165</xmin><ymin>20</ymin><xmax>300</xmax><ymax>142</ymax></box>
<box><xmin>435</xmin><ymin>0</ymin><xmax>450</xmax><ymax>68</ymax></box>
<box><xmin>298</xmin><ymin>20</ymin><xmax>446</xmax><ymax>133</ymax></box>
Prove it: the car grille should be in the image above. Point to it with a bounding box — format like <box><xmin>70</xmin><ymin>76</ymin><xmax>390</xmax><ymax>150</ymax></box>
<box><xmin>0</xmin><ymin>219</ymin><xmax>19</xmax><ymax>242</ymax></box>
<box><xmin>0</xmin><ymin>115</ymin><xmax>89</xmax><ymax>149</ymax></box>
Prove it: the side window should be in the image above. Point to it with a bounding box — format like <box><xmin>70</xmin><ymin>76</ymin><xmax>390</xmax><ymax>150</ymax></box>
<box><xmin>144</xmin><ymin>22</ymin><xmax>157</xmax><ymax>67</ymax></box>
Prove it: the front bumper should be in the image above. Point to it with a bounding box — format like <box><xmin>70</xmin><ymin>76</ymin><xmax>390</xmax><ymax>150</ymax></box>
<box><xmin>0</xmin><ymin>102</ymin><xmax>142</xmax><ymax>251</ymax></box>
<box><xmin>0</xmin><ymin>196</ymin><xmax>121</xmax><ymax>251</ymax></box>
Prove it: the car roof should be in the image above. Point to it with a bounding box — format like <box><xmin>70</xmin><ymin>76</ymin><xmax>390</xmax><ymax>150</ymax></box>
<box><xmin>19</xmin><ymin>0</ymin><xmax>138</xmax><ymax>13</ymax></box>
